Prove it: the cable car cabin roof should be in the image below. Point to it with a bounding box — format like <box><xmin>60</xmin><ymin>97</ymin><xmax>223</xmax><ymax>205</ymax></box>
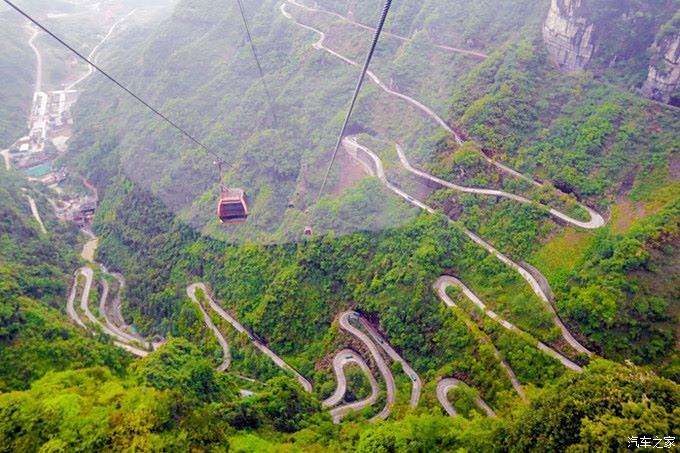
<box><xmin>217</xmin><ymin>189</ymin><xmax>248</xmax><ymax>224</ymax></box>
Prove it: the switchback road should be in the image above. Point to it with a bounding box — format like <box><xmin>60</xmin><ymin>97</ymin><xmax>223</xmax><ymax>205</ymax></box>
<box><xmin>344</xmin><ymin>137</ymin><xmax>591</xmax><ymax>357</ymax></box>
<box><xmin>356</xmin><ymin>316</ymin><xmax>422</xmax><ymax>408</ymax></box>
<box><xmin>434</xmin><ymin>276</ymin><xmax>582</xmax><ymax>371</ymax></box>
<box><xmin>436</xmin><ymin>378</ymin><xmax>496</xmax><ymax>417</ymax></box>
<box><xmin>324</xmin><ymin>349</ymin><xmax>379</xmax><ymax>423</ymax></box>
<box><xmin>287</xmin><ymin>0</ymin><xmax>488</xmax><ymax>59</ymax></box>
<box><xmin>187</xmin><ymin>283</ymin><xmax>313</xmax><ymax>392</ymax></box>
<box><xmin>339</xmin><ymin>311</ymin><xmax>395</xmax><ymax>421</ymax></box>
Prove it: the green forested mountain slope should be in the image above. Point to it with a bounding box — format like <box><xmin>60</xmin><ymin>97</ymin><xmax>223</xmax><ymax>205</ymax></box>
<box><xmin>62</xmin><ymin>0</ymin><xmax>679</xmax><ymax>369</ymax></box>
<box><xmin>0</xmin><ymin>0</ymin><xmax>679</xmax><ymax>450</ymax></box>
<box><xmin>0</xmin><ymin>169</ymin><xmax>129</xmax><ymax>391</ymax></box>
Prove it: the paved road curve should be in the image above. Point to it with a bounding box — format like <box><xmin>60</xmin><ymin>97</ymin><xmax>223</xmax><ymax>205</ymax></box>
<box><xmin>67</xmin><ymin>266</ymin><xmax>149</xmax><ymax>357</ymax></box>
<box><xmin>436</xmin><ymin>378</ymin><xmax>496</xmax><ymax>417</ymax></box>
<box><xmin>395</xmin><ymin>144</ymin><xmax>606</xmax><ymax>230</ymax></box>
<box><xmin>287</xmin><ymin>0</ymin><xmax>488</xmax><ymax>59</ymax></box>
<box><xmin>282</xmin><ymin>3</ymin><xmax>605</xmax><ymax>233</ymax></box>
<box><xmin>98</xmin><ymin>267</ymin><xmax>149</xmax><ymax>347</ymax></box>
<box><xmin>356</xmin><ymin>316</ymin><xmax>422</xmax><ymax>408</ymax></box>
<box><xmin>339</xmin><ymin>311</ymin><xmax>395</xmax><ymax>421</ymax></box>
<box><xmin>66</xmin><ymin>9</ymin><xmax>137</xmax><ymax>91</ymax></box>
<box><xmin>345</xmin><ymin>137</ymin><xmax>592</xmax><ymax>357</ymax></box>
<box><xmin>324</xmin><ymin>349</ymin><xmax>379</xmax><ymax>423</ymax></box>
<box><xmin>186</xmin><ymin>284</ymin><xmax>231</xmax><ymax>371</ymax></box>
<box><xmin>188</xmin><ymin>283</ymin><xmax>313</xmax><ymax>392</ymax></box>
<box><xmin>78</xmin><ymin>267</ymin><xmax>149</xmax><ymax>356</ymax></box>
<box><xmin>434</xmin><ymin>276</ymin><xmax>582</xmax><ymax>371</ymax></box>
<box><xmin>281</xmin><ymin>4</ymin><xmax>539</xmax><ymax>183</ymax></box>
<box><xmin>26</xmin><ymin>26</ymin><xmax>42</xmax><ymax>93</ymax></box>
<box><xmin>24</xmin><ymin>194</ymin><xmax>47</xmax><ymax>234</ymax></box>
<box><xmin>66</xmin><ymin>269</ymin><xmax>87</xmax><ymax>329</ymax></box>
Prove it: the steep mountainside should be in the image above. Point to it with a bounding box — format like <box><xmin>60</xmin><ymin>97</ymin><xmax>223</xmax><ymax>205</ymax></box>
<box><xmin>57</xmin><ymin>0</ymin><xmax>679</xmax><ymax>374</ymax></box>
<box><xmin>643</xmin><ymin>11</ymin><xmax>680</xmax><ymax>104</ymax></box>
<box><xmin>0</xmin><ymin>0</ymin><xmax>678</xmax><ymax>450</ymax></box>
<box><xmin>0</xmin><ymin>168</ymin><xmax>130</xmax><ymax>391</ymax></box>
<box><xmin>0</xmin><ymin>11</ymin><xmax>33</xmax><ymax>145</ymax></box>
<box><xmin>542</xmin><ymin>0</ymin><xmax>680</xmax><ymax>103</ymax></box>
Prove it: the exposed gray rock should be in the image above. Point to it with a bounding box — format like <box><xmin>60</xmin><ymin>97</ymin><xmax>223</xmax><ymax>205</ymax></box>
<box><xmin>542</xmin><ymin>0</ymin><xmax>595</xmax><ymax>72</ymax></box>
<box><xmin>642</xmin><ymin>32</ymin><xmax>680</xmax><ymax>104</ymax></box>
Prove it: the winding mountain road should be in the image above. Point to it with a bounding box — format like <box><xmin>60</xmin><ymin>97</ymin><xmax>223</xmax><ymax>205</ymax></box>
<box><xmin>26</xmin><ymin>26</ymin><xmax>42</xmax><ymax>93</ymax></box>
<box><xmin>462</xmin><ymin>229</ymin><xmax>592</xmax><ymax>356</ymax></box>
<box><xmin>282</xmin><ymin>2</ymin><xmax>605</xmax><ymax>233</ymax></box>
<box><xmin>435</xmin><ymin>276</ymin><xmax>582</xmax><ymax>371</ymax></box>
<box><xmin>76</xmin><ymin>267</ymin><xmax>149</xmax><ymax>357</ymax></box>
<box><xmin>186</xmin><ymin>285</ymin><xmax>231</xmax><ymax>371</ymax></box>
<box><xmin>98</xmin><ymin>267</ymin><xmax>148</xmax><ymax>347</ymax></box>
<box><xmin>396</xmin><ymin>144</ymin><xmax>605</xmax><ymax>230</ymax></box>
<box><xmin>65</xmin><ymin>265</ymin><xmax>149</xmax><ymax>356</ymax></box>
<box><xmin>324</xmin><ymin>349</ymin><xmax>379</xmax><ymax>423</ymax></box>
<box><xmin>339</xmin><ymin>311</ymin><xmax>395</xmax><ymax>421</ymax></box>
<box><xmin>281</xmin><ymin>3</ymin><xmax>543</xmax><ymax>184</ymax></box>
<box><xmin>443</xmin><ymin>296</ymin><xmax>526</xmax><ymax>400</ymax></box>
<box><xmin>66</xmin><ymin>9</ymin><xmax>136</xmax><ymax>91</ymax></box>
<box><xmin>66</xmin><ymin>269</ymin><xmax>87</xmax><ymax>329</ymax></box>
<box><xmin>345</xmin><ymin>136</ymin><xmax>591</xmax><ymax>357</ymax></box>
<box><xmin>436</xmin><ymin>378</ymin><xmax>496</xmax><ymax>417</ymax></box>
<box><xmin>64</xmin><ymin>229</ymin><xmax>151</xmax><ymax>356</ymax></box>
<box><xmin>287</xmin><ymin>0</ymin><xmax>488</xmax><ymax>59</ymax></box>
<box><xmin>24</xmin><ymin>194</ymin><xmax>47</xmax><ymax>234</ymax></box>
<box><xmin>187</xmin><ymin>283</ymin><xmax>313</xmax><ymax>392</ymax></box>
<box><xmin>356</xmin><ymin>316</ymin><xmax>422</xmax><ymax>408</ymax></box>
<box><xmin>80</xmin><ymin>228</ymin><xmax>98</xmax><ymax>262</ymax></box>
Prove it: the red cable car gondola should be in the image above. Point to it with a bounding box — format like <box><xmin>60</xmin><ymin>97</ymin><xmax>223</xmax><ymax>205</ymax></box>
<box><xmin>217</xmin><ymin>188</ymin><xmax>248</xmax><ymax>224</ymax></box>
<box><xmin>214</xmin><ymin>160</ymin><xmax>248</xmax><ymax>224</ymax></box>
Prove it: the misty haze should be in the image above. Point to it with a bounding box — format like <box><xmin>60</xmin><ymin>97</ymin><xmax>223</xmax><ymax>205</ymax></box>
<box><xmin>0</xmin><ymin>0</ymin><xmax>678</xmax><ymax>451</ymax></box>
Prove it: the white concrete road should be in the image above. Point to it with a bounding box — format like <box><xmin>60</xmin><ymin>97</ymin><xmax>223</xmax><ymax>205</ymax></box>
<box><xmin>436</xmin><ymin>378</ymin><xmax>496</xmax><ymax>418</ymax></box>
<box><xmin>282</xmin><ymin>2</ymin><xmax>605</xmax><ymax>233</ymax></box>
<box><xmin>77</xmin><ymin>267</ymin><xmax>148</xmax><ymax>357</ymax></box>
<box><xmin>186</xmin><ymin>284</ymin><xmax>231</xmax><ymax>371</ymax></box>
<box><xmin>323</xmin><ymin>348</ymin><xmax>379</xmax><ymax>423</ymax></box>
<box><xmin>287</xmin><ymin>0</ymin><xmax>488</xmax><ymax>59</ymax></box>
<box><xmin>395</xmin><ymin>144</ymin><xmax>606</xmax><ymax>230</ymax></box>
<box><xmin>339</xmin><ymin>311</ymin><xmax>395</xmax><ymax>421</ymax></box>
<box><xmin>434</xmin><ymin>276</ymin><xmax>582</xmax><ymax>372</ymax></box>
<box><xmin>345</xmin><ymin>137</ymin><xmax>592</xmax><ymax>357</ymax></box>
<box><xmin>66</xmin><ymin>9</ymin><xmax>137</xmax><ymax>91</ymax></box>
<box><xmin>357</xmin><ymin>316</ymin><xmax>422</xmax><ymax>409</ymax></box>
<box><xmin>27</xmin><ymin>26</ymin><xmax>42</xmax><ymax>93</ymax></box>
<box><xmin>187</xmin><ymin>283</ymin><xmax>313</xmax><ymax>392</ymax></box>
<box><xmin>25</xmin><ymin>194</ymin><xmax>47</xmax><ymax>234</ymax></box>
<box><xmin>98</xmin><ymin>268</ymin><xmax>148</xmax><ymax>347</ymax></box>
<box><xmin>66</xmin><ymin>269</ymin><xmax>88</xmax><ymax>329</ymax></box>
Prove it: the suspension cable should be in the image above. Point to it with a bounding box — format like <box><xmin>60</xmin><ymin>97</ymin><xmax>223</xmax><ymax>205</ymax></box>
<box><xmin>314</xmin><ymin>0</ymin><xmax>392</xmax><ymax>204</ymax></box>
<box><xmin>2</xmin><ymin>0</ymin><xmax>224</xmax><ymax>164</ymax></box>
<box><xmin>234</xmin><ymin>0</ymin><xmax>279</xmax><ymax>126</ymax></box>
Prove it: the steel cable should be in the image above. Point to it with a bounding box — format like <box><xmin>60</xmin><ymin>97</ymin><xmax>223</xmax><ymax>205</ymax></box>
<box><xmin>314</xmin><ymin>0</ymin><xmax>392</xmax><ymax>204</ymax></box>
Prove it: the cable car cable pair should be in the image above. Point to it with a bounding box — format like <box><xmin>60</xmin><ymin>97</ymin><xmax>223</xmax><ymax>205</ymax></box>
<box><xmin>3</xmin><ymin>0</ymin><xmax>393</xmax><ymax>233</ymax></box>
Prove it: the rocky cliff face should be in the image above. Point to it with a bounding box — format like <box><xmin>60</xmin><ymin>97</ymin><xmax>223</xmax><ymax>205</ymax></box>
<box><xmin>642</xmin><ymin>31</ymin><xmax>680</xmax><ymax>104</ymax></box>
<box><xmin>542</xmin><ymin>0</ymin><xmax>595</xmax><ymax>72</ymax></box>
